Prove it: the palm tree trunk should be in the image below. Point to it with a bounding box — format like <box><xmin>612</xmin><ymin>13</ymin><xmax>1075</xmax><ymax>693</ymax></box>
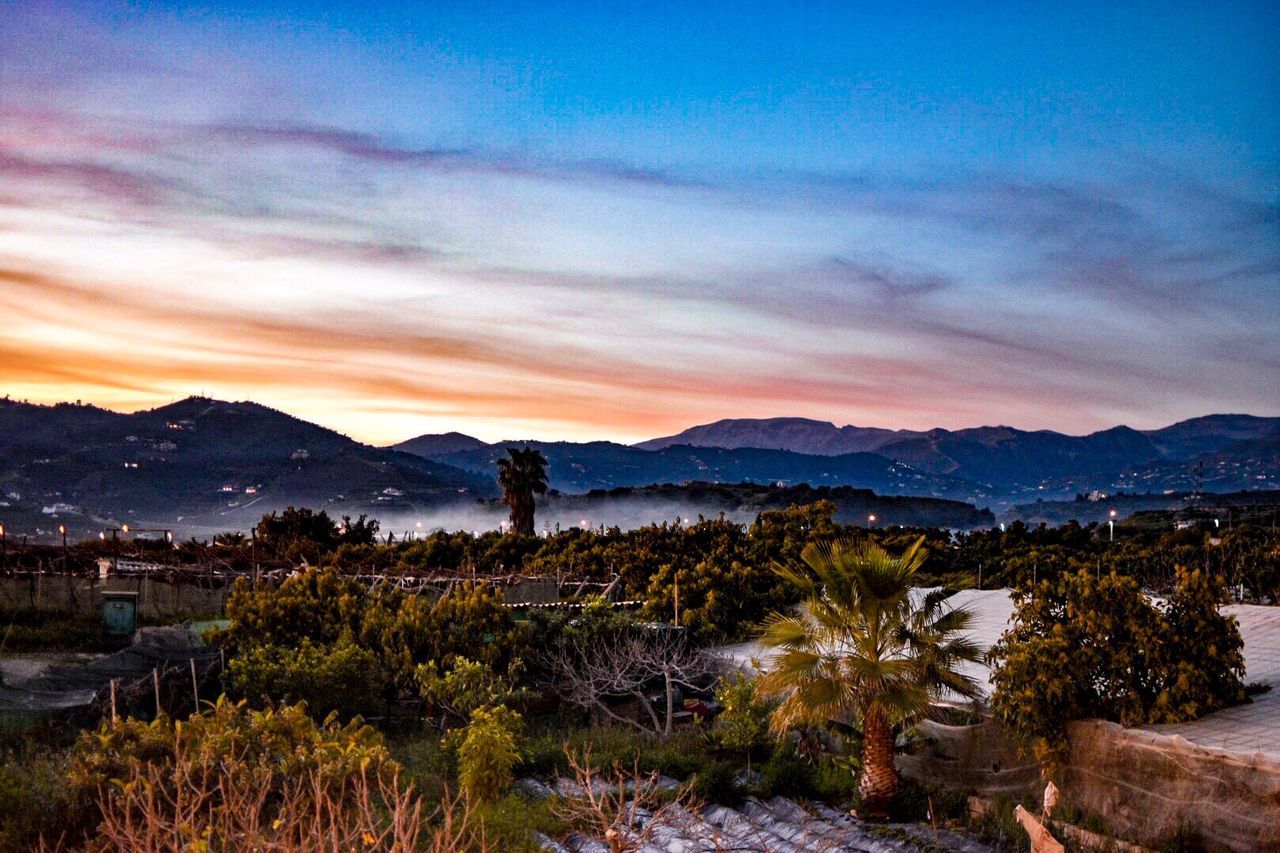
<box><xmin>857</xmin><ymin>707</ymin><xmax>899</xmax><ymax>820</ymax></box>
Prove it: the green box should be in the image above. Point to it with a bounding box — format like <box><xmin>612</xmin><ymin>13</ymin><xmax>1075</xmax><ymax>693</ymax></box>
<box><xmin>101</xmin><ymin>591</ymin><xmax>139</xmax><ymax>635</ymax></box>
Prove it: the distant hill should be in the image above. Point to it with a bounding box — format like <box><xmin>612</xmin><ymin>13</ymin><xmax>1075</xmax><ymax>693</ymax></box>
<box><xmin>0</xmin><ymin>397</ymin><xmax>490</xmax><ymax>537</ymax></box>
<box><xmin>634</xmin><ymin>418</ymin><xmax>912</xmax><ymax>455</ymax></box>
<box><xmin>407</xmin><ymin>439</ymin><xmax>983</xmax><ymax>500</ymax></box>
<box><xmin>393</xmin><ymin>431</ymin><xmax>490</xmax><ymax>457</ymax></box>
<box><xmin>1143</xmin><ymin>414</ymin><xmax>1280</xmax><ymax>458</ymax></box>
<box><xmin>1123</xmin><ymin>433</ymin><xmax>1280</xmax><ymax>494</ymax></box>
<box><xmin>407</xmin><ymin>481</ymin><xmax>995</xmax><ymax>534</ymax></box>
<box><xmin>637</xmin><ymin>414</ymin><xmax>1280</xmax><ymax>491</ymax></box>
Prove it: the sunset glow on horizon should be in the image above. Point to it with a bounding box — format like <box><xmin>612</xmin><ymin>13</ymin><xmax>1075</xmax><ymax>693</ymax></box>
<box><xmin>2</xmin><ymin>2</ymin><xmax>1278</xmax><ymax>445</ymax></box>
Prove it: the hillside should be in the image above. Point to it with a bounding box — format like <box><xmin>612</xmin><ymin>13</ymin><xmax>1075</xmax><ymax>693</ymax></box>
<box><xmin>400</xmin><ymin>438</ymin><xmax>984</xmax><ymax>501</ymax></box>
<box><xmin>633</xmin><ymin>417</ymin><xmax>912</xmax><ymax>455</ymax></box>
<box><xmin>637</xmin><ymin>414</ymin><xmax>1280</xmax><ymax>492</ymax></box>
<box><xmin>0</xmin><ymin>397</ymin><xmax>489</xmax><ymax>538</ymax></box>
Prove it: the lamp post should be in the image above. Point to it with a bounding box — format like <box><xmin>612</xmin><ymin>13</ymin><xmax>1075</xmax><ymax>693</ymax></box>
<box><xmin>868</xmin><ymin>513</ymin><xmax>877</xmax><ymax>527</ymax></box>
<box><xmin>1108</xmin><ymin>509</ymin><xmax>1117</xmax><ymax>542</ymax></box>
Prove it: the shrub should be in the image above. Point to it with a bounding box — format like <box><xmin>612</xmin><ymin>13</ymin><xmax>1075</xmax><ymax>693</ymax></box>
<box><xmin>457</xmin><ymin>705</ymin><xmax>525</xmax><ymax>802</ymax></box>
<box><xmin>418</xmin><ymin>656</ymin><xmax>518</xmax><ymax>727</ymax></box>
<box><xmin>65</xmin><ymin>697</ymin><xmax>445</xmax><ymax>851</ymax></box>
<box><xmin>473</xmin><ymin>794</ymin><xmax>570</xmax><ymax>853</ymax></box>
<box><xmin>220</xmin><ymin>571</ymin><xmax>528</xmax><ymax>708</ymax></box>
<box><xmin>225</xmin><ymin>637</ymin><xmax>385</xmax><ymax>720</ymax></box>
<box><xmin>990</xmin><ymin>568</ymin><xmax>1246</xmax><ymax>771</ymax></box>
<box><xmin>0</xmin><ymin>743</ymin><xmax>78</xmax><ymax>850</ymax></box>
<box><xmin>710</xmin><ymin>672</ymin><xmax>773</xmax><ymax>770</ymax></box>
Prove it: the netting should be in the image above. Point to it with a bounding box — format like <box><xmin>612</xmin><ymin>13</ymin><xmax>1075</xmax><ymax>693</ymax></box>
<box><xmin>0</xmin><ymin>623</ymin><xmax>222</xmax><ymax>716</ymax></box>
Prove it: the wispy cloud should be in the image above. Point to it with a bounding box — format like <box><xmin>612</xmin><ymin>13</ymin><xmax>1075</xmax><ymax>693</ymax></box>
<box><xmin>1</xmin><ymin>3</ymin><xmax>1277</xmax><ymax>442</ymax></box>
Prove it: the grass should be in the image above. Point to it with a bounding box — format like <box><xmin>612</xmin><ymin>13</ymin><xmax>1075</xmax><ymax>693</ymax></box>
<box><xmin>0</xmin><ymin>610</ymin><xmax>128</xmax><ymax>654</ymax></box>
<box><xmin>0</xmin><ymin>740</ymin><xmax>80</xmax><ymax>851</ymax></box>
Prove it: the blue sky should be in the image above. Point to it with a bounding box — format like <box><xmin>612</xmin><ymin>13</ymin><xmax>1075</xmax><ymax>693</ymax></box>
<box><xmin>1</xmin><ymin>1</ymin><xmax>1277</xmax><ymax>442</ymax></box>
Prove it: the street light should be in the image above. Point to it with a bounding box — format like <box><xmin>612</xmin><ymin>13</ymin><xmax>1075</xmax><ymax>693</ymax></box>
<box><xmin>1108</xmin><ymin>508</ymin><xmax>1117</xmax><ymax>542</ymax></box>
<box><xmin>868</xmin><ymin>514</ymin><xmax>877</xmax><ymax>526</ymax></box>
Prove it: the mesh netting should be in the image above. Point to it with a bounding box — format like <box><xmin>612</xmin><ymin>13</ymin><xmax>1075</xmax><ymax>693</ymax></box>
<box><xmin>0</xmin><ymin>624</ymin><xmax>221</xmax><ymax>715</ymax></box>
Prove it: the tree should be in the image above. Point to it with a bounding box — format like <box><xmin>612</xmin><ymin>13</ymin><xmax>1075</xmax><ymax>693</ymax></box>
<box><xmin>989</xmin><ymin>567</ymin><xmax>1246</xmax><ymax>772</ymax></box>
<box><xmin>455</xmin><ymin>705</ymin><xmax>524</xmax><ymax>802</ymax></box>
<box><xmin>711</xmin><ymin>672</ymin><xmax>774</xmax><ymax>773</ymax></box>
<box><xmin>496</xmin><ymin>447</ymin><xmax>549</xmax><ymax>536</ymax></box>
<box><xmin>755</xmin><ymin>536</ymin><xmax>983</xmax><ymax>820</ymax></box>
<box><xmin>542</xmin><ymin>609</ymin><xmax>716</xmax><ymax>738</ymax></box>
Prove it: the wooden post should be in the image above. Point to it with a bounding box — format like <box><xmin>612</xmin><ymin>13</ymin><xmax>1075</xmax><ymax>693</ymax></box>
<box><xmin>190</xmin><ymin>658</ymin><xmax>200</xmax><ymax>709</ymax></box>
<box><xmin>110</xmin><ymin>678</ymin><xmax>118</xmax><ymax>724</ymax></box>
<box><xmin>153</xmin><ymin>667</ymin><xmax>162</xmax><ymax>717</ymax></box>
<box><xmin>673</xmin><ymin>571</ymin><xmax>680</xmax><ymax>627</ymax></box>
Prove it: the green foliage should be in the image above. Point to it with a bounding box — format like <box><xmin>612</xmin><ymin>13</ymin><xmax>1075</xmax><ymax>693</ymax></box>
<box><xmin>225</xmin><ymin>637</ymin><xmax>384</xmax><ymax>720</ymax></box>
<box><xmin>710</xmin><ymin>673</ymin><xmax>773</xmax><ymax>765</ymax></box>
<box><xmin>69</xmin><ymin>696</ymin><xmax>393</xmax><ymax>795</ymax></box>
<box><xmin>456</xmin><ymin>705</ymin><xmax>525</xmax><ymax>802</ymax></box>
<box><xmin>65</xmin><ymin>697</ymin><xmax>401</xmax><ymax>848</ymax></box>
<box><xmin>1153</xmin><ymin>566</ymin><xmax>1248</xmax><ymax>721</ymax></box>
<box><xmin>418</xmin><ymin>656</ymin><xmax>519</xmax><ymax>726</ymax></box>
<box><xmin>0</xmin><ymin>743</ymin><xmax>76</xmax><ymax>851</ymax></box>
<box><xmin>221</xmin><ymin>567</ymin><xmax>367</xmax><ymax>650</ymax></box>
<box><xmin>472</xmin><ymin>794</ymin><xmax>570</xmax><ymax>853</ymax></box>
<box><xmin>254</xmin><ymin>506</ymin><xmax>379</xmax><ymax>558</ymax></box>
<box><xmin>989</xmin><ymin>567</ymin><xmax>1247</xmax><ymax>771</ymax></box>
<box><xmin>756</xmin><ymin>536</ymin><xmax>984</xmax><ymax>816</ymax></box>
<box><xmin>221</xmin><ymin>570</ymin><xmax>527</xmax><ymax>710</ymax></box>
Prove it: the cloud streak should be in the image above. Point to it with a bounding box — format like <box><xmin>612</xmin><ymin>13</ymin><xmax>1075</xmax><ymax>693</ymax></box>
<box><xmin>1</xmin><ymin>4</ymin><xmax>1277</xmax><ymax>443</ymax></box>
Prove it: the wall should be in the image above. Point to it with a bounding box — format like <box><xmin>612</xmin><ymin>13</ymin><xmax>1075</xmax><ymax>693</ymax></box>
<box><xmin>900</xmin><ymin>714</ymin><xmax>1280</xmax><ymax>851</ymax></box>
<box><xmin>0</xmin><ymin>575</ymin><xmax>230</xmax><ymax>622</ymax></box>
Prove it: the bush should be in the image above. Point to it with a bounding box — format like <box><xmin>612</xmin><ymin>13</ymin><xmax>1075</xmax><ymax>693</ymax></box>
<box><xmin>690</xmin><ymin>759</ymin><xmax>741</xmax><ymax>803</ymax></box>
<box><xmin>418</xmin><ymin>656</ymin><xmax>518</xmax><ymax>727</ymax></box>
<box><xmin>759</xmin><ymin>742</ymin><xmax>816</xmax><ymax>799</ymax></box>
<box><xmin>710</xmin><ymin>672</ymin><xmax>773</xmax><ymax>770</ymax></box>
<box><xmin>225</xmin><ymin>637</ymin><xmax>385</xmax><ymax>720</ymax></box>
<box><xmin>66</xmin><ymin>697</ymin><xmax>430</xmax><ymax>851</ymax></box>
<box><xmin>473</xmin><ymin>794</ymin><xmax>570</xmax><ymax>853</ymax></box>
<box><xmin>457</xmin><ymin>705</ymin><xmax>525</xmax><ymax>802</ymax></box>
<box><xmin>989</xmin><ymin>567</ymin><xmax>1246</xmax><ymax>771</ymax></box>
<box><xmin>0</xmin><ymin>743</ymin><xmax>77</xmax><ymax>850</ymax></box>
<box><xmin>220</xmin><ymin>571</ymin><xmax>529</xmax><ymax>708</ymax></box>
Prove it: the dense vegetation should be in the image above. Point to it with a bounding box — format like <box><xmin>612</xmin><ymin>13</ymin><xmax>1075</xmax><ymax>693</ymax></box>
<box><xmin>989</xmin><ymin>566</ymin><xmax>1247</xmax><ymax>770</ymax></box>
<box><xmin>1</xmin><ymin>497</ymin><xmax>1270</xmax><ymax>850</ymax></box>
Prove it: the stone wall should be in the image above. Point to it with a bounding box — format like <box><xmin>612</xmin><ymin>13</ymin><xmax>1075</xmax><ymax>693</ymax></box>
<box><xmin>900</xmin><ymin>714</ymin><xmax>1280</xmax><ymax>851</ymax></box>
<box><xmin>0</xmin><ymin>575</ymin><xmax>230</xmax><ymax>622</ymax></box>
<box><xmin>1063</xmin><ymin>719</ymin><xmax>1280</xmax><ymax>852</ymax></box>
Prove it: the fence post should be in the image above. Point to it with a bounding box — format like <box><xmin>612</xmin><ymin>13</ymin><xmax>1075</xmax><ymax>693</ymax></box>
<box><xmin>190</xmin><ymin>658</ymin><xmax>200</xmax><ymax>710</ymax></box>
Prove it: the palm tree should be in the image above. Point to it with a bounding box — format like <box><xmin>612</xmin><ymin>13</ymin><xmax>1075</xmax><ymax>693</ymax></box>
<box><xmin>496</xmin><ymin>447</ymin><xmax>549</xmax><ymax>536</ymax></box>
<box><xmin>756</xmin><ymin>536</ymin><xmax>983</xmax><ymax>819</ymax></box>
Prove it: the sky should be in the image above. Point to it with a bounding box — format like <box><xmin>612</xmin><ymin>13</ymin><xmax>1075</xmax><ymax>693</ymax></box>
<box><xmin>1</xmin><ymin>1</ymin><xmax>1278</xmax><ymax>444</ymax></box>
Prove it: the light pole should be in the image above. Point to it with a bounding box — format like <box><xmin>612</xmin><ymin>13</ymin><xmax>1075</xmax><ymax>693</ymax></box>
<box><xmin>1108</xmin><ymin>509</ymin><xmax>1117</xmax><ymax>542</ymax></box>
<box><xmin>868</xmin><ymin>514</ymin><xmax>877</xmax><ymax>527</ymax></box>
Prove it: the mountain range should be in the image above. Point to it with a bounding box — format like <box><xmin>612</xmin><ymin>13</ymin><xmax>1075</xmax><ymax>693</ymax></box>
<box><xmin>397</xmin><ymin>413</ymin><xmax>1280</xmax><ymax>500</ymax></box>
<box><xmin>2</xmin><ymin>396</ymin><xmax>1278</xmax><ymax>540</ymax></box>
